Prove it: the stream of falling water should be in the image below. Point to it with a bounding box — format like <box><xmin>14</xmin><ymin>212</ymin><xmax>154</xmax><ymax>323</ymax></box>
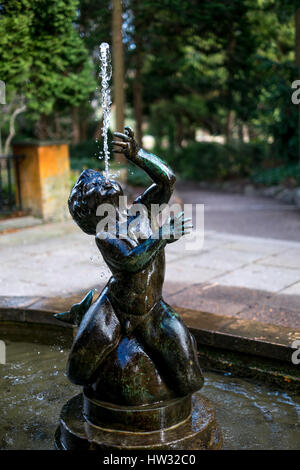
<box><xmin>99</xmin><ymin>42</ymin><xmax>112</xmax><ymax>179</ymax></box>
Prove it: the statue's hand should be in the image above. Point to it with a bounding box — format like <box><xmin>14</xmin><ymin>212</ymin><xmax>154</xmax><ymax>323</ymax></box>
<box><xmin>161</xmin><ymin>212</ymin><xmax>193</xmax><ymax>244</ymax></box>
<box><xmin>112</xmin><ymin>126</ymin><xmax>138</xmax><ymax>161</ymax></box>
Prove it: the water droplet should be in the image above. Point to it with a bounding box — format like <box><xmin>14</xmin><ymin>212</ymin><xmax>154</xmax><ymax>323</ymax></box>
<box><xmin>36</xmin><ymin>393</ymin><xmax>44</xmax><ymax>401</ymax></box>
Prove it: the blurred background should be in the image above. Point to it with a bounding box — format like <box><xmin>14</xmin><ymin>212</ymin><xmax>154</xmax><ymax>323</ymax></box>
<box><xmin>1</xmin><ymin>3</ymin><xmax>300</xmax><ymax>453</ymax></box>
<box><xmin>1</xmin><ymin>0</ymin><xmax>300</xmax><ymax>191</ymax></box>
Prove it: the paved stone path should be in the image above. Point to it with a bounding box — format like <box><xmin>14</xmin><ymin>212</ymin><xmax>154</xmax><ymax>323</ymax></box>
<box><xmin>0</xmin><ymin>188</ymin><xmax>299</xmax><ymax>327</ymax></box>
<box><xmin>178</xmin><ymin>185</ymin><xmax>300</xmax><ymax>242</ymax></box>
<box><xmin>166</xmin><ymin>229</ymin><xmax>300</xmax><ymax>295</ymax></box>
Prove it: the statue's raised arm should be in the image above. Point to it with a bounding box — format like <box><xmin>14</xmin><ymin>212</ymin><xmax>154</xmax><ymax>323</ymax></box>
<box><xmin>113</xmin><ymin>126</ymin><xmax>176</xmax><ymax>209</ymax></box>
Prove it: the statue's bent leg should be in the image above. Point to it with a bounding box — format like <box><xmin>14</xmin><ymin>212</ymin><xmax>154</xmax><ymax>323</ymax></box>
<box><xmin>135</xmin><ymin>300</ymin><xmax>204</xmax><ymax>397</ymax></box>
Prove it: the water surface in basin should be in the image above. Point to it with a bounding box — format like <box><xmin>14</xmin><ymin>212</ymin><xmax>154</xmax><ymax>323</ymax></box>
<box><xmin>0</xmin><ymin>341</ymin><xmax>299</xmax><ymax>450</ymax></box>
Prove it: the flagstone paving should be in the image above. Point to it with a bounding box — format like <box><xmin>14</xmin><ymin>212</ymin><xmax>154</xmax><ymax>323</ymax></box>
<box><xmin>0</xmin><ymin>188</ymin><xmax>299</xmax><ymax>328</ymax></box>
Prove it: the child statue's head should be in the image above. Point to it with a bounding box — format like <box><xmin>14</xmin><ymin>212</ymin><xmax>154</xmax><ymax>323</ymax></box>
<box><xmin>68</xmin><ymin>169</ymin><xmax>123</xmax><ymax>235</ymax></box>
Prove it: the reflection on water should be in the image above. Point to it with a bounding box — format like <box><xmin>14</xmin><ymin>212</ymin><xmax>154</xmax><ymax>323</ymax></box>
<box><xmin>0</xmin><ymin>341</ymin><xmax>299</xmax><ymax>450</ymax></box>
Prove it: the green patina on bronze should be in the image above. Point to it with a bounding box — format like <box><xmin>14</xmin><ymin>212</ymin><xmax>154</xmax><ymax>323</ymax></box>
<box><xmin>53</xmin><ymin>127</ymin><xmax>220</xmax><ymax>449</ymax></box>
<box><xmin>56</xmin><ymin>126</ymin><xmax>204</xmax><ymax>407</ymax></box>
<box><xmin>55</xmin><ymin>393</ymin><xmax>222</xmax><ymax>450</ymax></box>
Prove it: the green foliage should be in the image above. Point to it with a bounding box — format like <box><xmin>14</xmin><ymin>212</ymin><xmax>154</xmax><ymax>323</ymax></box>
<box><xmin>255</xmin><ymin>60</ymin><xmax>298</xmax><ymax>164</ymax></box>
<box><xmin>123</xmin><ymin>0</ymin><xmax>298</xmax><ymax>178</ymax></box>
<box><xmin>77</xmin><ymin>0</ymin><xmax>112</xmax><ymax>53</ymax></box>
<box><xmin>1</xmin><ymin>0</ymin><xmax>298</xmax><ymax>182</ymax></box>
<box><xmin>125</xmin><ymin>0</ymin><xmax>263</xmax><ymax>141</ymax></box>
<box><xmin>70</xmin><ymin>156</ymin><xmax>103</xmax><ymax>172</ymax></box>
<box><xmin>28</xmin><ymin>0</ymin><xmax>96</xmax><ymax>117</ymax></box>
<box><xmin>251</xmin><ymin>164</ymin><xmax>300</xmax><ymax>186</ymax></box>
<box><xmin>69</xmin><ymin>139</ymin><xmax>105</xmax><ymax>173</ymax></box>
<box><xmin>127</xmin><ymin>163</ymin><xmax>151</xmax><ymax>187</ymax></box>
<box><xmin>0</xmin><ymin>0</ymin><xmax>96</xmax><ymax>119</ymax></box>
<box><xmin>69</xmin><ymin>129</ymin><xmax>114</xmax><ymax>161</ymax></box>
<box><xmin>160</xmin><ymin>141</ymin><xmax>269</xmax><ymax>182</ymax></box>
<box><xmin>70</xmin><ymin>139</ymin><xmax>100</xmax><ymax>161</ymax></box>
<box><xmin>69</xmin><ymin>138</ymin><xmax>151</xmax><ymax>187</ymax></box>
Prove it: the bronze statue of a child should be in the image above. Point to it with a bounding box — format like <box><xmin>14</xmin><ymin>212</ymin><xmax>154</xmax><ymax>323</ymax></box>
<box><xmin>63</xmin><ymin>127</ymin><xmax>203</xmax><ymax>406</ymax></box>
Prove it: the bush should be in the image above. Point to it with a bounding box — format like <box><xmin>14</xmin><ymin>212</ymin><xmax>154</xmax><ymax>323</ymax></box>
<box><xmin>69</xmin><ymin>139</ymin><xmax>100</xmax><ymax>161</ymax></box>
<box><xmin>69</xmin><ymin>136</ymin><xmax>112</xmax><ymax>173</ymax></box>
<box><xmin>69</xmin><ymin>131</ymin><xmax>115</xmax><ymax>173</ymax></box>
<box><xmin>70</xmin><ymin>138</ymin><xmax>271</xmax><ymax>185</ymax></box>
<box><xmin>70</xmin><ymin>156</ymin><xmax>104</xmax><ymax>172</ymax></box>
<box><xmin>157</xmin><ymin>141</ymin><xmax>269</xmax><ymax>182</ymax></box>
<box><xmin>70</xmin><ymin>136</ymin><xmax>151</xmax><ymax>187</ymax></box>
<box><xmin>127</xmin><ymin>163</ymin><xmax>151</xmax><ymax>187</ymax></box>
<box><xmin>250</xmin><ymin>165</ymin><xmax>300</xmax><ymax>187</ymax></box>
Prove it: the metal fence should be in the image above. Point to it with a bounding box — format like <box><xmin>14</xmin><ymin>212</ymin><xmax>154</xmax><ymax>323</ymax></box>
<box><xmin>0</xmin><ymin>154</ymin><xmax>23</xmax><ymax>213</ymax></box>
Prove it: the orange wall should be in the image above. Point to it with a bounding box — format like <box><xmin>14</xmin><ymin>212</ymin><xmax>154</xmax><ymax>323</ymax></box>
<box><xmin>13</xmin><ymin>143</ymin><xmax>71</xmax><ymax>221</ymax></box>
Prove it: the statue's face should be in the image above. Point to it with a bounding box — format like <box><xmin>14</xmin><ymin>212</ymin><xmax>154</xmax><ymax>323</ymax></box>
<box><xmin>83</xmin><ymin>176</ymin><xmax>123</xmax><ymax>208</ymax></box>
<box><xmin>68</xmin><ymin>169</ymin><xmax>124</xmax><ymax>235</ymax></box>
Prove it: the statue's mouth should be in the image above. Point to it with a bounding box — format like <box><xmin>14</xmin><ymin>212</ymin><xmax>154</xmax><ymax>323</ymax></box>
<box><xmin>85</xmin><ymin>179</ymin><xmax>122</xmax><ymax>201</ymax></box>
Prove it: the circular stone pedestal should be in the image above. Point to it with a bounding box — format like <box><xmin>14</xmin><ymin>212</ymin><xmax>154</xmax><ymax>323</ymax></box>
<box><xmin>55</xmin><ymin>393</ymin><xmax>222</xmax><ymax>450</ymax></box>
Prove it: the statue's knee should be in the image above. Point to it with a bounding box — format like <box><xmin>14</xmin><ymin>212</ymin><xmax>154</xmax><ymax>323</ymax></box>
<box><xmin>160</xmin><ymin>311</ymin><xmax>193</xmax><ymax>357</ymax></box>
<box><xmin>158</xmin><ymin>307</ymin><xmax>204</xmax><ymax>393</ymax></box>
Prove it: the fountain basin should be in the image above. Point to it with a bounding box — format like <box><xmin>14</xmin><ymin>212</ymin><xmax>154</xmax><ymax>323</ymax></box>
<box><xmin>0</xmin><ymin>326</ymin><xmax>299</xmax><ymax>450</ymax></box>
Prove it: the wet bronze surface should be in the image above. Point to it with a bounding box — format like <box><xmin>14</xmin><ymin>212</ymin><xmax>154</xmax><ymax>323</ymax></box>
<box><xmin>83</xmin><ymin>390</ymin><xmax>192</xmax><ymax>432</ymax></box>
<box><xmin>55</xmin><ymin>393</ymin><xmax>222</xmax><ymax>450</ymax></box>
<box><xmin>54</xmin><ymin>127</ymin><xmax>218</xmax><ymax>449</ymax></box>
<box><xmin>58</xmin><ymin>127</ymin><xmax>204</xmax><ymax>406</ymax></box>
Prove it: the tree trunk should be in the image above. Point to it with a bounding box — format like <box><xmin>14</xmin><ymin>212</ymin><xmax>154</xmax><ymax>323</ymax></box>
<box><xmin>238</xmin><ymin>122</ymin><xmax>244</xmax><ymax>142</ymax></box>
<box><xmin>225</xmin><ymin>36</ymin><xmax>235</xmax><ymax>144</ymax></box>
<box><xmin>133</xmin><ymin>49</ymin><xmax>143</xmax><ymax>148</ymax></box>
<box><xmin>295</xmin><ymin>7</ymin><xmax>300</xmax><ymax>166</ymax></box>
<box><xmin>175</xmin><ymin>117</ymin><xmax>184</xmax><ymax>148</ymax></box>
<box><xmin>72</xmin><ymin>107</ymin><xmax>80</xmax><ymax>145</ymax></box>
<box><xmin>80</xmin><ymin>114</ymin><xmax>87</xmax><ymax>141</ymax></box>
<box><xmin>94</xmin><ymin>119</ymin><xmax>103</xmax><ymax>142</ymax></box>
<box><xmin>242</xmin><ymin>124</ymin><xmax>250</xmax><ymax>143</ymax></box>
<box><xmin>112</xmin><ymin>0</ymin><xmax>126</xmax><ymax>165</ymax></box>
<box><xmin>248</xmin><ymin>126</ymin><xmax>257</xmax><ymax>141</ymax></box>
<box><xmin>132</xmin><ymin>0</ymin><xmax>143</xmax><ymax>148</ymax></box>
<box><xmin>225</xmin><ymin>110</ymin><xmax>234</xmax><ymax>143</ymax></box>
<box><xmin>55</xmin><ymin>114</ymin><xmax>61</xmax><ymax>140</ymax></box>
<box><xmin>37</xmin><ymin>114</ymin><xmax>49</xmax><ymax>140</ymax></box>
<box><xmin>4</xmin><ymin>104</ymin><xmax>26</xmax><ymax>155</ymax></box>
<box><xmin>168</xmin><ymin>121</ymin><xmax>175</xmax><ymax>155</ymax></box>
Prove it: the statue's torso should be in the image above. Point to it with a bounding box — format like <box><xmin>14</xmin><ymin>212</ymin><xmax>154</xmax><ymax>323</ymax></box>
<box><xmin>107</xmin><ymin>249</ymin><xmax>165</xmax><ymax>316</ymax></box>
<box><xmin>101</xmin><ymin>211</ymin><xmax>165</xmax><ymax>316</ymax></box>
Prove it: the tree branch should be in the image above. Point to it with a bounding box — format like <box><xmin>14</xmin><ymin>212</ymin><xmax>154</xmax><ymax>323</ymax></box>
<box><xmin>3</xmin><ymin>103</ymin><xmax>26</xmax><ymax>156</ymax></box>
